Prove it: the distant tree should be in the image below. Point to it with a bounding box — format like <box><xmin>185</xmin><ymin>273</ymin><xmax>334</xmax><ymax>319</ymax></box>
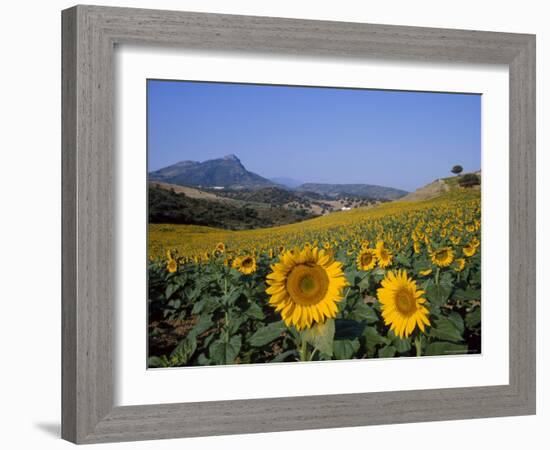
<box><xmin>458</xmin><ymin>173</ymin><xmax>480</xmax><ymax>188</ymax></box>
<box><xmin>451</xmin><ymin>165</ymin><xmax>464</xmax><ymax>175</ymax></box>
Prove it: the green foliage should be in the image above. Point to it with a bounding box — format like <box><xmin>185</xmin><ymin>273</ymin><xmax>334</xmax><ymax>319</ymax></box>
<box><xmin>148</xmin><ymin>186</ymin><xmax>315</xmax><ymax>230</ymax></box>
<box><xmin>451</xmin><ymin>165</ymin><xmax>463</xmax><ymax>175</ymax></box>
<box><xmin>249</xmin><ymin>321</ymin><xmax>286</xmax><ymax>347</ymax></box>
<box><xmin>458</xmin><ymin>173</ymin><xmax>481</xmax><ymax>188</ymax></box>
<box><xmin>302</xmin><ymin>319</ymin><xmax>335</xmax><ymax>357</ymax></box>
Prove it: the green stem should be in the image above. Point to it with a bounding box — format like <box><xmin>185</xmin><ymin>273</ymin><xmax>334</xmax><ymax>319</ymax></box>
<box><xmin>435</xmin><ymin>267</ymin><xmax>440</xmax><ymax>286</ymax></box>
<box><xmin>414</xmin><ymin>336</ymin><xmax>422</xmax><ymax>357</ymax></box>
<box><xmin>309</xmin><ymin>348</ymin><xmax>318</xmax><ymax>361</ymax></box>
<box><xmin>299</xmin><ymin>337</ymin><xmax>309</xmax><ymax>362</ymax></box>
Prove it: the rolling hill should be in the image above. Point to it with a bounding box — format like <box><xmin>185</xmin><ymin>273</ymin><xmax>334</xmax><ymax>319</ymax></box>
<box><xmin>296</xmin><ymin>183</ymin><xmax>408</xmax><ymax>200</ymax></box>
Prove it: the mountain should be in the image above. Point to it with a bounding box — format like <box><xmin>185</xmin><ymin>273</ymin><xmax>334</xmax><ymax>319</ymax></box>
<box><xmin>270</xmin><ymin>177</ymin><xmax>303</xmax><ymax>189</ymax></box>
<box><xmin>296</xmin><ymin>183</ymin><xmax>408</xmax><ymax>201</ymax></box>
<box><xmin>149</xmin><ymin>154</ymin><xmax>275</xmax><ymax>189</ymax></box>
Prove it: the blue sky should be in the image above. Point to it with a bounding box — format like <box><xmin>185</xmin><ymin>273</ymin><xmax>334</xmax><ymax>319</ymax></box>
<box><xmin>147</xmin><ymin>80</ymin><xmax>480</xmax><ymax>192</ymax></box>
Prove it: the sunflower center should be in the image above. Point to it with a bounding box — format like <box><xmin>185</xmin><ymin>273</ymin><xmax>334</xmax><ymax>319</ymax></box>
<box><xmin>395</xmin><ymin>289</ymin><xmax>416</xmax><ymax>315</ymax></box>
<box><xmin>286</xmin><ymin>263</ymin><xmax>329</xmax><ymax>306</ymax></box>
<box><xmin>380</xmin><ymin>249</ymin><xmax>388</xmax><ymax>260</ymax></box>
<box><xmin>435</xmin><ymin>250</ymin><xmax>448</xmax><ymax>261</ymax></box>
<box><xmin>300</xmin><ymin>275</ymin><xmax>316</xmax><ymax>292</ymax></box>
<box><xmin>361</xmin><ymin>253</ymin><xmax>373</xmax><ymax>266</ymax></box>
<box><xmin>241</xmin><ymin>257</ymin><xmax>254</xmax><ymax>268</ymax></box>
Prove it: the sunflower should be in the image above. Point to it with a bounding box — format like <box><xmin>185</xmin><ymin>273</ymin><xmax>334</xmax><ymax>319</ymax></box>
<box><xmin>377</xmin><ymin>270</ymin><xmax>430</xmax><ymax>339</ymax></box>
<box><xmin>356</xmin><ymin>249</ymin><xmax>377</xmax><ymax>271</ymax></box>
<box><xmin>453</xmin><ymin>258</ymin><xmax>466</xmax><ymax>272</ymax></box>
<box><xmin>430</xmin><ymin>247</ymin><xmax>454</xmax><ymax>267</ymax></box>
<box><xmin>265</xmin><ymin>247</ymin><xmax>348</xmax><ymax>330</ymax></box>
<box><xmin>166</xmin><ymin>258</ymin><xmax>178</xmax><ymax>273</ymax></box>
<box><xmin>232</xmin><ymin>255</ymin><xmax>257</xmax><ymax>274</ymax></box>
<box><xmin>419</xmin><ymin>268</ymin><xmax>432</xmax><ymax>276</ymax></box>
<box><xmin>375</xmin><ymin>241</ymin><xmax>393</xmax><ymax>268</ymax></box>
<box><xmin>215</xmin><ymin>242</ymin><xmax>226</xmax><ymax>254</ymax></box>
<box><xmin>413</xmin><ymin>241</ymin><xmax>421</xmax><ymax>254</ymax></box>
<box><xmin>463</xmin><ymin>243</ymin><xmax>477</xmax><ymax>257</ymax></box>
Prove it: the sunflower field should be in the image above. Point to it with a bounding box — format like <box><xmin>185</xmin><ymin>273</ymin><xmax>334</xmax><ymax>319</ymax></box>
<box><xmin>148</xmin><ymin>190</ymin><xmax>481</xmax><ymax>367</ymax></box>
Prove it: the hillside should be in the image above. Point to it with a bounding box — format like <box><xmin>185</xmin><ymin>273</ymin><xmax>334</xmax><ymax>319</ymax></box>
<box><xmin>148</xmin><ymin>185</ymin><xmax>314</xmax><ymax>230</ymax></box>
<box><xmin>149</xmin><ymin>154</ymin><xmax>275</xmax><ymax>189</ymax></box>
<box><xmin>400</xmin><ymin>172</ymin><xmax>481</xmax><ymax>202</ymax></box>
<box><xmin>296</xmin><ymin>183</ymin><xmax>408</xmax><ymax>200</ymax></box>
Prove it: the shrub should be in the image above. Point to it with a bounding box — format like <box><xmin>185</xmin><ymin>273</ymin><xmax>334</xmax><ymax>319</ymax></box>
<box><xmin>458</xmin><ymin>173</ymin><xmax>480</xmax><ymax>188</ymax></box>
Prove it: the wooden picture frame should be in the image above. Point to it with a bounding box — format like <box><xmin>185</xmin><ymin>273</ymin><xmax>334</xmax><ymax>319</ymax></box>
<box><xmin>62</xmin><ymin>5</ymin><xmax>536</xmax><ymax>444</ymax></box>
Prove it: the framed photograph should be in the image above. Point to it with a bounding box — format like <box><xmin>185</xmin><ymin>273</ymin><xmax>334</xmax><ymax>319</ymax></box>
<box><xmin>62</xmin><ymin>5</ymin><xmax>536</xmax><ymax>444</ymax></box>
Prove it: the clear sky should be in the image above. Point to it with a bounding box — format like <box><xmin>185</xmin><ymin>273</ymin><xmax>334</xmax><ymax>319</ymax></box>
<box><xmin>147</xmin><ymin>80</ymin><xmax>480</xmax><ymax>192</ymax></box>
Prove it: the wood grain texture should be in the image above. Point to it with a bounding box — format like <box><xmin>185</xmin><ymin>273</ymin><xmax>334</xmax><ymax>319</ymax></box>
<box><xmin>61</xmin><ymin>5</ymin><xmax>536</xmax><ymax>444</ymax></box>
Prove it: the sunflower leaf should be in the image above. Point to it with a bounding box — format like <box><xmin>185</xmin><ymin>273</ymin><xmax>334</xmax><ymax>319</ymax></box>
<box><xmin>188</xmin><ymin>314</ymin><xmax>214</xmax><ymax>339</ymax></box>
<box><xmin>333</xmin><ymin>339</ymin><xmax>360</xmax><ymax>359</ymax></box>
<box><xmin>170</xmin><ymin>336</ymin><xmax>197</xmax><ymax>365</ymax></box>
<box><xmin>425</xmin><ymin>341</ymin><xmax>468</xmax><ymax>356</ymax></box>
<box><xmin>165</xmin><ymin>283</ymin><xmax>179</xmax><ymax>300</ymax></box>
<box><xmin>249</xmin><ymin>321</ymin><xmax>286</xmax><ymax>347</ymax></box>
<box><xmin>363</xmin><ymin>326</ymin><xmax>391</xmax><ymax>354</ymax></box>
<box><xmin>245</xmin><ymin>302</ymin><xmax>265</xmax><ymax>320</ymax></box>
<box><xmin>272</xmin><ymin>350</ymin><xmax>298</xmax><ymax>363</ymax></box>
<box><xmin>425</xmin><ymin>283</ymin><xmax>453</xmax><ymax>306</ymax></box>
<box><xmin>378</xmin><ymin>345</ymin><xmax>397</xmax><ymax>358</ymax></box>
<box><xmin>447</xmin><ymin>311</ymin><xmax>465</xmax><ymax>334</ymax></box>
<box><xmin>429</xmin><ymin>316</ymin><xmax>464</xmax><ymax>342</ymax></box>
<box><xmin>209</xmin><ymin>335</ymin><xmax>241</xmax><ymax>365</ymax></box>
<box><xmin>303</xmin><ymin>319</ymin><xmax>335</xmax><ymax>357</ymax></box>
<box><xmin>147</xmin><ymin>355</ymin><xmax>170</xmax><ymax>368</ymax></box>
<box><xmin>395</xmin><ymin>253</ymin><xmax>411</xmax><ymax>267</ymax></box>
<box><xmin>454</xmin><ymin>288</ymin><xmax>481</xmax><ymax>301</ymax></box>
<box><xmin>465</xmin><ymin>306</ymin><xmax>481</xmax><ymax>329</ymax></box>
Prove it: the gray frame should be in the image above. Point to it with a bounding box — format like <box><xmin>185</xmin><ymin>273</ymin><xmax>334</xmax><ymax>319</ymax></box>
<box><xmin>62</xmin><ymin>5</ymin><xmax>536</xmax><ymax>444</ymax></box>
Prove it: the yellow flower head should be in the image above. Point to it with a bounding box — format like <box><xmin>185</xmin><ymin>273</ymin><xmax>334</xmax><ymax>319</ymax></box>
<box><xmin>419</xmin><ymin>268</ymin><xmax>432</xmax><ymax>276</ymax></box>
<box><xmin>265</xmin><ymin>247</ymin><xmax>348</xmax><ymax>331</ymax></box>
<box><xmin>463</xmin><ymin>243</ymin><xmax>477</xmax><ymax>257</ymax></box>
<box><xmin>166</xmin><ymin>258</ymin><xmax>178</xmax><ymax>273</ymax></box>
<box><xmin>356</xmin><ymin>249</ymin><xmax>377</xmax><ymax>271</ymax></box>
<box><xmin>232</xmin><ymin>255</ymin><xmax>257</xmax><ymax>274</ymax></box>
<box><xmin>377</xmin><ymin>270</ymin><xmax>430</xmax><ymax>339</ymax></box>
<box><xmin>375</xmin><ymin>241</ymin><xmax>393</xmax><ymax>268</ymax></box>
<box><xmin>453</xmin><ymin>258</ymin><xmax>466</xmax><ymax>272</ymax></box>
<box><xmin>430</xmin><ymin>247</ymin><xmax>454</xmax><ymax>267</ymax></box>
<box><xmin>413</xmin><ymin>241</ymin><xmax>421</xmax><ymax>254</ymax></box>
<box><xmin>215</xmin><ymin>242</ymin><xmax>226</xmax><ymax>254</ymax></box>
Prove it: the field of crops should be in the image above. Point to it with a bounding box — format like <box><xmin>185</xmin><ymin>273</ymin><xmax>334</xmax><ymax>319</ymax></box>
<box><xmin>148</xmin><ymin>189</ymin><xmax>481</xmax><ymax>367</ymax></box>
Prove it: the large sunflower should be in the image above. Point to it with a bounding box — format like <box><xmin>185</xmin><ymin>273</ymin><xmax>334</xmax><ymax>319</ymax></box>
<box><xmin>430</xmin><ymin>247</ymin><xmax>454</xmax><ymax>267</ymax></box>
<box><xmin>356</xmin><ymin>249</ymin><xmax>377</xmax><ymax>271</ymax></box>
<box><xmin>375</xmin><ymin>241</ymin><xmax>393</xmax><ymax>268</ymax></box>
<box><xmin>377</xmin><ymin>270</ymin><xmax>430</xmax><ymax>339</ymax></box>
<box><xmin>265</xmin><ymin>247</ymin><xmax>348</xmax><ymax>330</ymax></box>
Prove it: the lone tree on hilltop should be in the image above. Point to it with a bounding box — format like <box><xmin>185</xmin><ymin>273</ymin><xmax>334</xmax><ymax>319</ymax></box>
<box><xmin>451</xmin><ymin>165</ymin><xmax>463</xmax><ymax>175</ymax></box>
